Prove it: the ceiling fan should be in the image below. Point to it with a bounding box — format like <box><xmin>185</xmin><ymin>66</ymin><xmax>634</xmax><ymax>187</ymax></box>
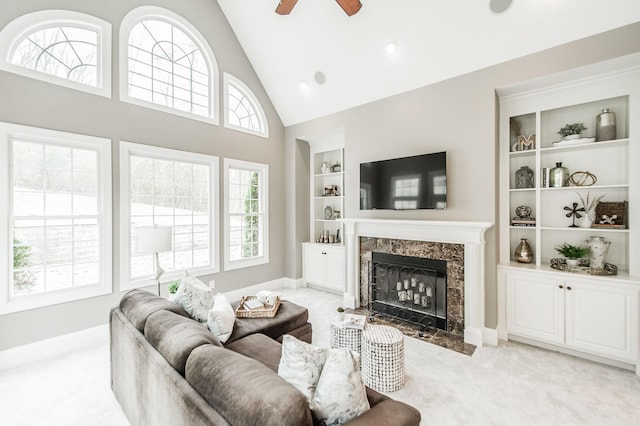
<box><xmin>276</xmin><ymin>0</ymin><xmax>362</xmax><ymax>16</ymax></box>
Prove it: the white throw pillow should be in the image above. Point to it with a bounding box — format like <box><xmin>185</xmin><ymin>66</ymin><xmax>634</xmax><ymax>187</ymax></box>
<box><xmin>310</xmin><ymin>348</ymin><xmax>370</xmax><ymax>425</ymax></box>
<box><xmin>277</xmin><ymin>335</ymin><xmax>328</xmax><ymax>402</ymax></box>
<box><xmin>173</xmin><ymin>272</ymin><xmax>214</xmax><ymax>323</ymax></box>
<box><xmin>206</xmin><ymin>294</ymin><xmax>235</xmax><ymax>343</ymax></box>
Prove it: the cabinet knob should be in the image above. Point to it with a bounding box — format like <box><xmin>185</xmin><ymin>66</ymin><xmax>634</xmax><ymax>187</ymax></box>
<box><xmin>567</xmin><ymin>286</ymin><xmax>572</xmax><ymax>291</ymax></box>
<box><xmin>558</xmin><ymin>285</ymin><xmax>563</xmax><ymax>289</ymax></box>
<box><xmin>322</xmin><ymin>252</ymin><xmax>327</xmax><ymax>255</ymax></box>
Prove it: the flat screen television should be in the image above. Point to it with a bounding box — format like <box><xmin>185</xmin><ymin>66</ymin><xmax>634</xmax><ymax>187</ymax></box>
<box><xmin>360</xmin><ymin>151</ymin><xmax>446</xmax><ymax>210</ymax></box>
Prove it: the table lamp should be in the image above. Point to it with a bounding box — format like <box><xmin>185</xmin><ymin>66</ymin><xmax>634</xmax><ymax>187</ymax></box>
<box><xmin>136</xmin><ymin>225</ymin><xmax>172</xmax><ymax>295</ymax></box>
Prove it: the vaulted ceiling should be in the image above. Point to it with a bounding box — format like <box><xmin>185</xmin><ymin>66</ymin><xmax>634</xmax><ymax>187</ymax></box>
<box><xmin>217</xmin><ymin>1</ymin><xmax>640</xmax><ymax>126</ymax></box>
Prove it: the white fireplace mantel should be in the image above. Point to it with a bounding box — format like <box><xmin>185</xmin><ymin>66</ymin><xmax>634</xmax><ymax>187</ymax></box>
<box><xmin>340</xmin><ymin>218</ymin><xmax>493</xmax><ymax>348</ymax></box>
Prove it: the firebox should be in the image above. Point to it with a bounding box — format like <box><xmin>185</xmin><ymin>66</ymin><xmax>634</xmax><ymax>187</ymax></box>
<box><xmin>370</xmin><ymin>252</ymin><xmax>447</xmax><ymax>330</ymax></box>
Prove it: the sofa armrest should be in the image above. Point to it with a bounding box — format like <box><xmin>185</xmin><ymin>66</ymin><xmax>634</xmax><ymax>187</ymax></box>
<box><xmin>343</xmin><ymin>399</ymin><xmax>421</xmax><ymax>426</ymax></box>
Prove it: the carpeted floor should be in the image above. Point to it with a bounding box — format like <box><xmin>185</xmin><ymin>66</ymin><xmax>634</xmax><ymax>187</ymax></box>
<box><xmin>2</xmin><ymin>286</ymin><xmax>639</xmax><ymax>425</ymax></box>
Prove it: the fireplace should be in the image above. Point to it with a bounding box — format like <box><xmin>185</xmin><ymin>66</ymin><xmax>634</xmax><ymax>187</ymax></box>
<box><xmin>341</xmin><ymin>219</ymin><xmax>493</xmax><ymax>347</ymax></box>
<box><xmin>370</xmin><ymin>252</ymin><xmax>448</xmax><ymax>330</ymax></box>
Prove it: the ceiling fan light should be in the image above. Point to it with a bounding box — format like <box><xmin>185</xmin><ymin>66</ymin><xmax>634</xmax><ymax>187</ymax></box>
<box><xmin>299</xmin><ymin>80</ymin><xmax>310</xmax><ymax>92</ymax></box>
<box><xmin>336</xmin><ymin>0</ymin><xmax>362</xmax><ymax>16</ymax></box>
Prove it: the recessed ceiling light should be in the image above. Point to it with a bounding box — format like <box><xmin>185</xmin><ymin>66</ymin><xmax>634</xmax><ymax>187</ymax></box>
<box><xmin>489</xmin><ymin>0</ymin><xmax>513</xmax><ymax>14</ymax></box>
<box><xmin>299</xmin><ymin>80</ymin><xmax>310</xmax><ymax>92</ymax></box>
<box><xmin>385</xmin><ymin>42</ymin><xmax>398</xmax><ymax>56</ymax></box>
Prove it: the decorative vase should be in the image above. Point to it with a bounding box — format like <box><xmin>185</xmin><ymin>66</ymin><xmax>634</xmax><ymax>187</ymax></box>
<box><xmin>515</xmin><ymin>166</ymin><xmax>534</xmax><ymax>189</ymax></box>
<box><xmin>515</xmin><ymin>205</ymin><xmax>532</xmax><ymax>218</ymax></box>
<box><xmin>566</xmin><ymin>258</ymin><xmax>580</xmax><ymax>267</ymax></box>
<box><xmin>514</xmin><ymin>238</ymin><xmax>533</xmax><ymax>263</ymax></box>
<box><xmin>580</xmin><ymin>215</ymin><xmax>593</xmax><ymax>228</ymax></box>
<box><xmin>586</xmin><ymin>236</ymin><xmax>610</xmax><ymax>271</ymax></box>
<box><xmin>324</xmin><ymin>205</ymin><xmax>333</xmax><ymax>220</ymax></box>
<box><xmin>321</xmin><ymin>161</ymin><xmax>329</xmax><ymax>174</ymax></box>
<box><xmin>596</xmin><ymin>108</ymin><xmax>616</xmax><ymax>142</ymax></box>
<box><xmin>549</xmin><ymin>162</ymin><xmax>569</xmax><ymax>187</ymax></box>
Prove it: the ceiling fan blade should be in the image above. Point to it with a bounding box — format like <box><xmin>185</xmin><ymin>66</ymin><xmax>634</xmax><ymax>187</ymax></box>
<box><xmin>275</xmin><ymin>0</ymin><xmax>299</xmax><ymax>15</ymax></box>
<box><xmin>336</xmin><ymin>0</ymin><xmax>362</xmax><ymax>16</ymax></box>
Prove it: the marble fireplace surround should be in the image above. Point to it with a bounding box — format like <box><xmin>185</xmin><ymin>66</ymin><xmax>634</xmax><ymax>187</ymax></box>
<box><xmin>341</xmin><ymin>219</ymin><xmax>493</xmax><ymax>348</ymax></box>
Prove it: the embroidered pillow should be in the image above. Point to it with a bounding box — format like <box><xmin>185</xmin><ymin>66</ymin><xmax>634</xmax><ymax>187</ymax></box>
<box><xmin>277</xmin><ymin>335</ymin><xmax>328</xmax><ymax>401</ymax></box>
<box><xmin>206</xmin><ymin>293</ymin><xmax>235</xmax><ymax>343</ymax></box>
<box><xmin>173</xmin><ymin>272</ymin><xmax>214</xmax><ymax>323</ymax></box>
<box><xmin>310</xmin><ymin>348</ymin><xmax>370</xmax><ymax>425</ymax></box>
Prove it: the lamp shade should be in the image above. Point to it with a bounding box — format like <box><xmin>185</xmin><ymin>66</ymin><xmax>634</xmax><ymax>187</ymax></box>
<box><xmin>136</xmin><ymin>225</ymin><xmax>172</xmax><ymax>254</ymax></box>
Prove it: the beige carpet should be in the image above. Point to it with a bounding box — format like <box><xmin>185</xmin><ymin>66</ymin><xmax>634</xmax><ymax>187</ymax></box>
<box><xmin>2</xmin><ymin>286</ymin><xmax>639</xmax><ymax>425</ymax></box>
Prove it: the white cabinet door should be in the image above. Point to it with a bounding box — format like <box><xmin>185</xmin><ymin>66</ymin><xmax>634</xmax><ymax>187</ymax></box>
<box><xmin>302</xmin><ymin>243</ymin><xmax>345</xmax><ymax>292</ymax></box>
<box><xmin>324</xmin><ymin>246</ymin><xmax>345</xmax><ymax>292</ymax></box>
<box><xmin>506</xmin><ymin>272</ymin><xmax>564</xmax><ymax>344</ymax></box>
<box><xmin>303</xmin><ymin>244</ymin><xmax>325</xmax><ymax>286</ymax></box>
<box><xmin>565</xmin><ymin>278</ymin><xmax>639</xmax><ymax>362</ymax></box>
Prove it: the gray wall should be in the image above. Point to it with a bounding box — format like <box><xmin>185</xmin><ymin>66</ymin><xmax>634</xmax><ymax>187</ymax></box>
<box><xmin>0</xmin><ymin>0</ymin><xmax>285</xmax><ymax>350</ymax></box>
<box><xmin>284</xmin><ymin>23</ymin><xmax>640</xmax><ymax>328</ymax></box>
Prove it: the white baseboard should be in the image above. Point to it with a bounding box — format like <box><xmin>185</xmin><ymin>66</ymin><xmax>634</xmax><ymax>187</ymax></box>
<box><xmin>222</xmin><ymin>278</ymin><xmax>288</xmax><ymax>302</ymax></box>
<box><xmin>482</xmin><ymin>327</ymin><xmax>499</xmax><ymax>346</ymax></box>
<box><xmin>282</xmin><ymin>277</ymin><xmax>306</xmax><ymax>289</ymax></box>
<box><xmin>0</xmin><ymin>324</ymin><xmax>108</xmax><ymax>371</ymax></box>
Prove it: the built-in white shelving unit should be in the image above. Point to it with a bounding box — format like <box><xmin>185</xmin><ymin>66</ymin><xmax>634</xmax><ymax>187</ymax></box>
<box><xmin>497</xmin><ymin>58</ymin><xmax>640</xmax><ymax>374</ymax></box>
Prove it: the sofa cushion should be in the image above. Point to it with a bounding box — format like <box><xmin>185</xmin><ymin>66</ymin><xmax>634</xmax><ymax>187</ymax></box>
<box><xmin>310</xmin><ymin>348</ymin><xmax>370</xmax><ymax>425</ymax></box>
<box><xmin>120</xmin><ymin>289</ymin><xmax>188</xmax><ymax>332</ymax></box>
<box><xmin>144</xmin><ymin>310</ymin><xmax>222</xmax><ymax>375</ymax></box>
<box><xmin>206</xmin><ymin>294</ymin><xmax>235</xmax><ymax>343</ymax></box>
<box><xmin>225</xmin><ymin>333</ymin><xmax>283</xmax><ymax>373</ymax></box>
<box><xmin>226</xmin><ymin>300</ymin><xmax>309</xmax><ymax>344</ymax></box>
<box><xmin>173</xmin><ymin>273</ymin><xmax>214</xmax><ymax>323</ymax></box>
<box><xmin>278</xmin><ymin>335</ymin><xmax>328</xmax><ymax>402</ymax></box>
<box><xmin>186</xmin><ymin>345</ymin><xmax>313</xmax><ymax>426</ymax></box>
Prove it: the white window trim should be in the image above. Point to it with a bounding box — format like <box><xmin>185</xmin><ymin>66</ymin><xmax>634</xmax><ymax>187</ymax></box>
<box><xmin>119</xmin><ymin>6</ymin><xmax>219</xmax><ymax>125</ymax></box>
<box><xmin>0</xmin><ymin>10</ymin><xmax>112</xmax><ymax>98</ymax></box>
<box><xmin>223</xmin><ymin>73</ymin><xmax>269</xmax><ymax>138</ymax></box>
<box><xmin>0</xmin><ymin>122</ymin><xmax>112</xmax><ymax>315</ymax></box>
<box><xmin>119</xmin><ymin>141</ymin><xmax>220</xmax><ymax>291</ymax></box>
<box><xmin>223</xmin><ymin>158</ymin><xmax>269</xmax><ymax>271</ymax></box>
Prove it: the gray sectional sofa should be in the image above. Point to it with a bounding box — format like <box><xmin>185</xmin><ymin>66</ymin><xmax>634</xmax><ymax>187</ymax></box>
<box><xmin>110</xmin><ymin>289</ymin><xmax>421</xmax><ymax>425</ymax></box>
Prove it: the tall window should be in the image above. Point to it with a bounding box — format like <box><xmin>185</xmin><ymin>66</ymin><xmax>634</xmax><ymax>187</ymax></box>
<box><xmin>224</xmin><ymin>73</ymin><xmax>268</xmax><ymax>138</ymax></box>
<box><xmin>0</xmin><ymin>10</ymin><xmax>112</xmax><ymax>97</ymax></box>
<box><xmin>224</xmin><ymin>159</ymin><xmax>269</xmax><ymax>270</ymax></box>
<box><xmin>0</xmin><ymin>122</ymin><xmax>112</xmax><ymax>314</ymax></box>
<box><xmin>120</xmin><ymin>142</ymin><xmax>219</xmax><ymax>289</ymax></box>
<box><xmin>120</xmin><ymin>6</ymin><xmax>218</xmax><ymax>124</ymax></box>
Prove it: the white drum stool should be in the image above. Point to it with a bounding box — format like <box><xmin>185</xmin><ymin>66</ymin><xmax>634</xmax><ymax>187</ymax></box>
<box><xmin>330</xmin><ymin>319</ymin><xmax>362</xmax><ymax>353</ymax></box>
<box><xmin>361</xmin><ymin>324</ymin><xmax>405</xmax><ymax>392</ymax></box>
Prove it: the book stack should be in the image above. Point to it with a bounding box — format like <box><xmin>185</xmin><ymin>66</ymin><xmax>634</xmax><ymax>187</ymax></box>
<box><xmin>343</xmin><ymin>313</ymin><xmax>366</xmax><ymax>330</ymax></box>
<box><xmin>511</xmin><ymin>217</ymin><xmax>536</xmax><ymax>227</ymax></box>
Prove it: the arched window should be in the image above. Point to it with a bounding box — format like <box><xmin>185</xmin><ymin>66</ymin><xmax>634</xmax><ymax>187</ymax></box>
<box><xmin>120</xmin><ymin>6</ymin><xmax>218</xmax><ymax>124</ymax></box>
<box><xmin>0</xmin><ymin>10</ymin><xmax>111</xmax><ymax>97</ymax></box>
<box><xmin>224</xmin><ymin>73</ymin><xmax>269</xmax><ymax>138</ymax></box>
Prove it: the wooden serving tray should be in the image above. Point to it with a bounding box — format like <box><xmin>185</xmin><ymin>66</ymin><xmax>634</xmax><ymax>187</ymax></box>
<box><xmin>235</xmin><ymin>296</ymin><xmax>281</xmax><ymax>318</ymax></box>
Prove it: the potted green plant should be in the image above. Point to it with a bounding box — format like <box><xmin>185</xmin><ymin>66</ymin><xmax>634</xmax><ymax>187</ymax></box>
<box><xmin>558</xmin><ymin>122</ymin><xmax>587</xmax><ymax>140</ymax></box>
<box><xmin>555</xmin><ymin>243</ymin><xmax>590</xmax><ymax>267</ymax></box>
<box><xmin>167</xmin><ymin>280</ymin><xmax>180</xmax><ymax>301</ymax></box>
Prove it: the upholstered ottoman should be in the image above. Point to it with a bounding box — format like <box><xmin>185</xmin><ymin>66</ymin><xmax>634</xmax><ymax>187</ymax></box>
<box><xmin>361</xmin><ymin>325</ymin><xmax>405</xmax><ymax>392</ymax></box>
<box><xmin>227</xmin><ymin>300</ymin><xmax>312</xmax><ymax>344</ymax></box>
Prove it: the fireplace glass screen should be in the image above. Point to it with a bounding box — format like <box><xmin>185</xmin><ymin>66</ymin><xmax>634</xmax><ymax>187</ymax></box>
<box><xmin>370</xmin><ymin>252</ymin><xmax>447</xmax><ymax>330</ymax></box>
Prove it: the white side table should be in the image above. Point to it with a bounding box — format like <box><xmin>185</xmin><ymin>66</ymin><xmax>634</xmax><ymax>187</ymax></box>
<box><xmin>330</xmin><ymin>319</ymin><xmax>362</xmax><ymax>353</ymax></box>
<box><xmin>361</xmin><ymin>324</ymin><xmax>405</xmax><ymax>392</ymax></box>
